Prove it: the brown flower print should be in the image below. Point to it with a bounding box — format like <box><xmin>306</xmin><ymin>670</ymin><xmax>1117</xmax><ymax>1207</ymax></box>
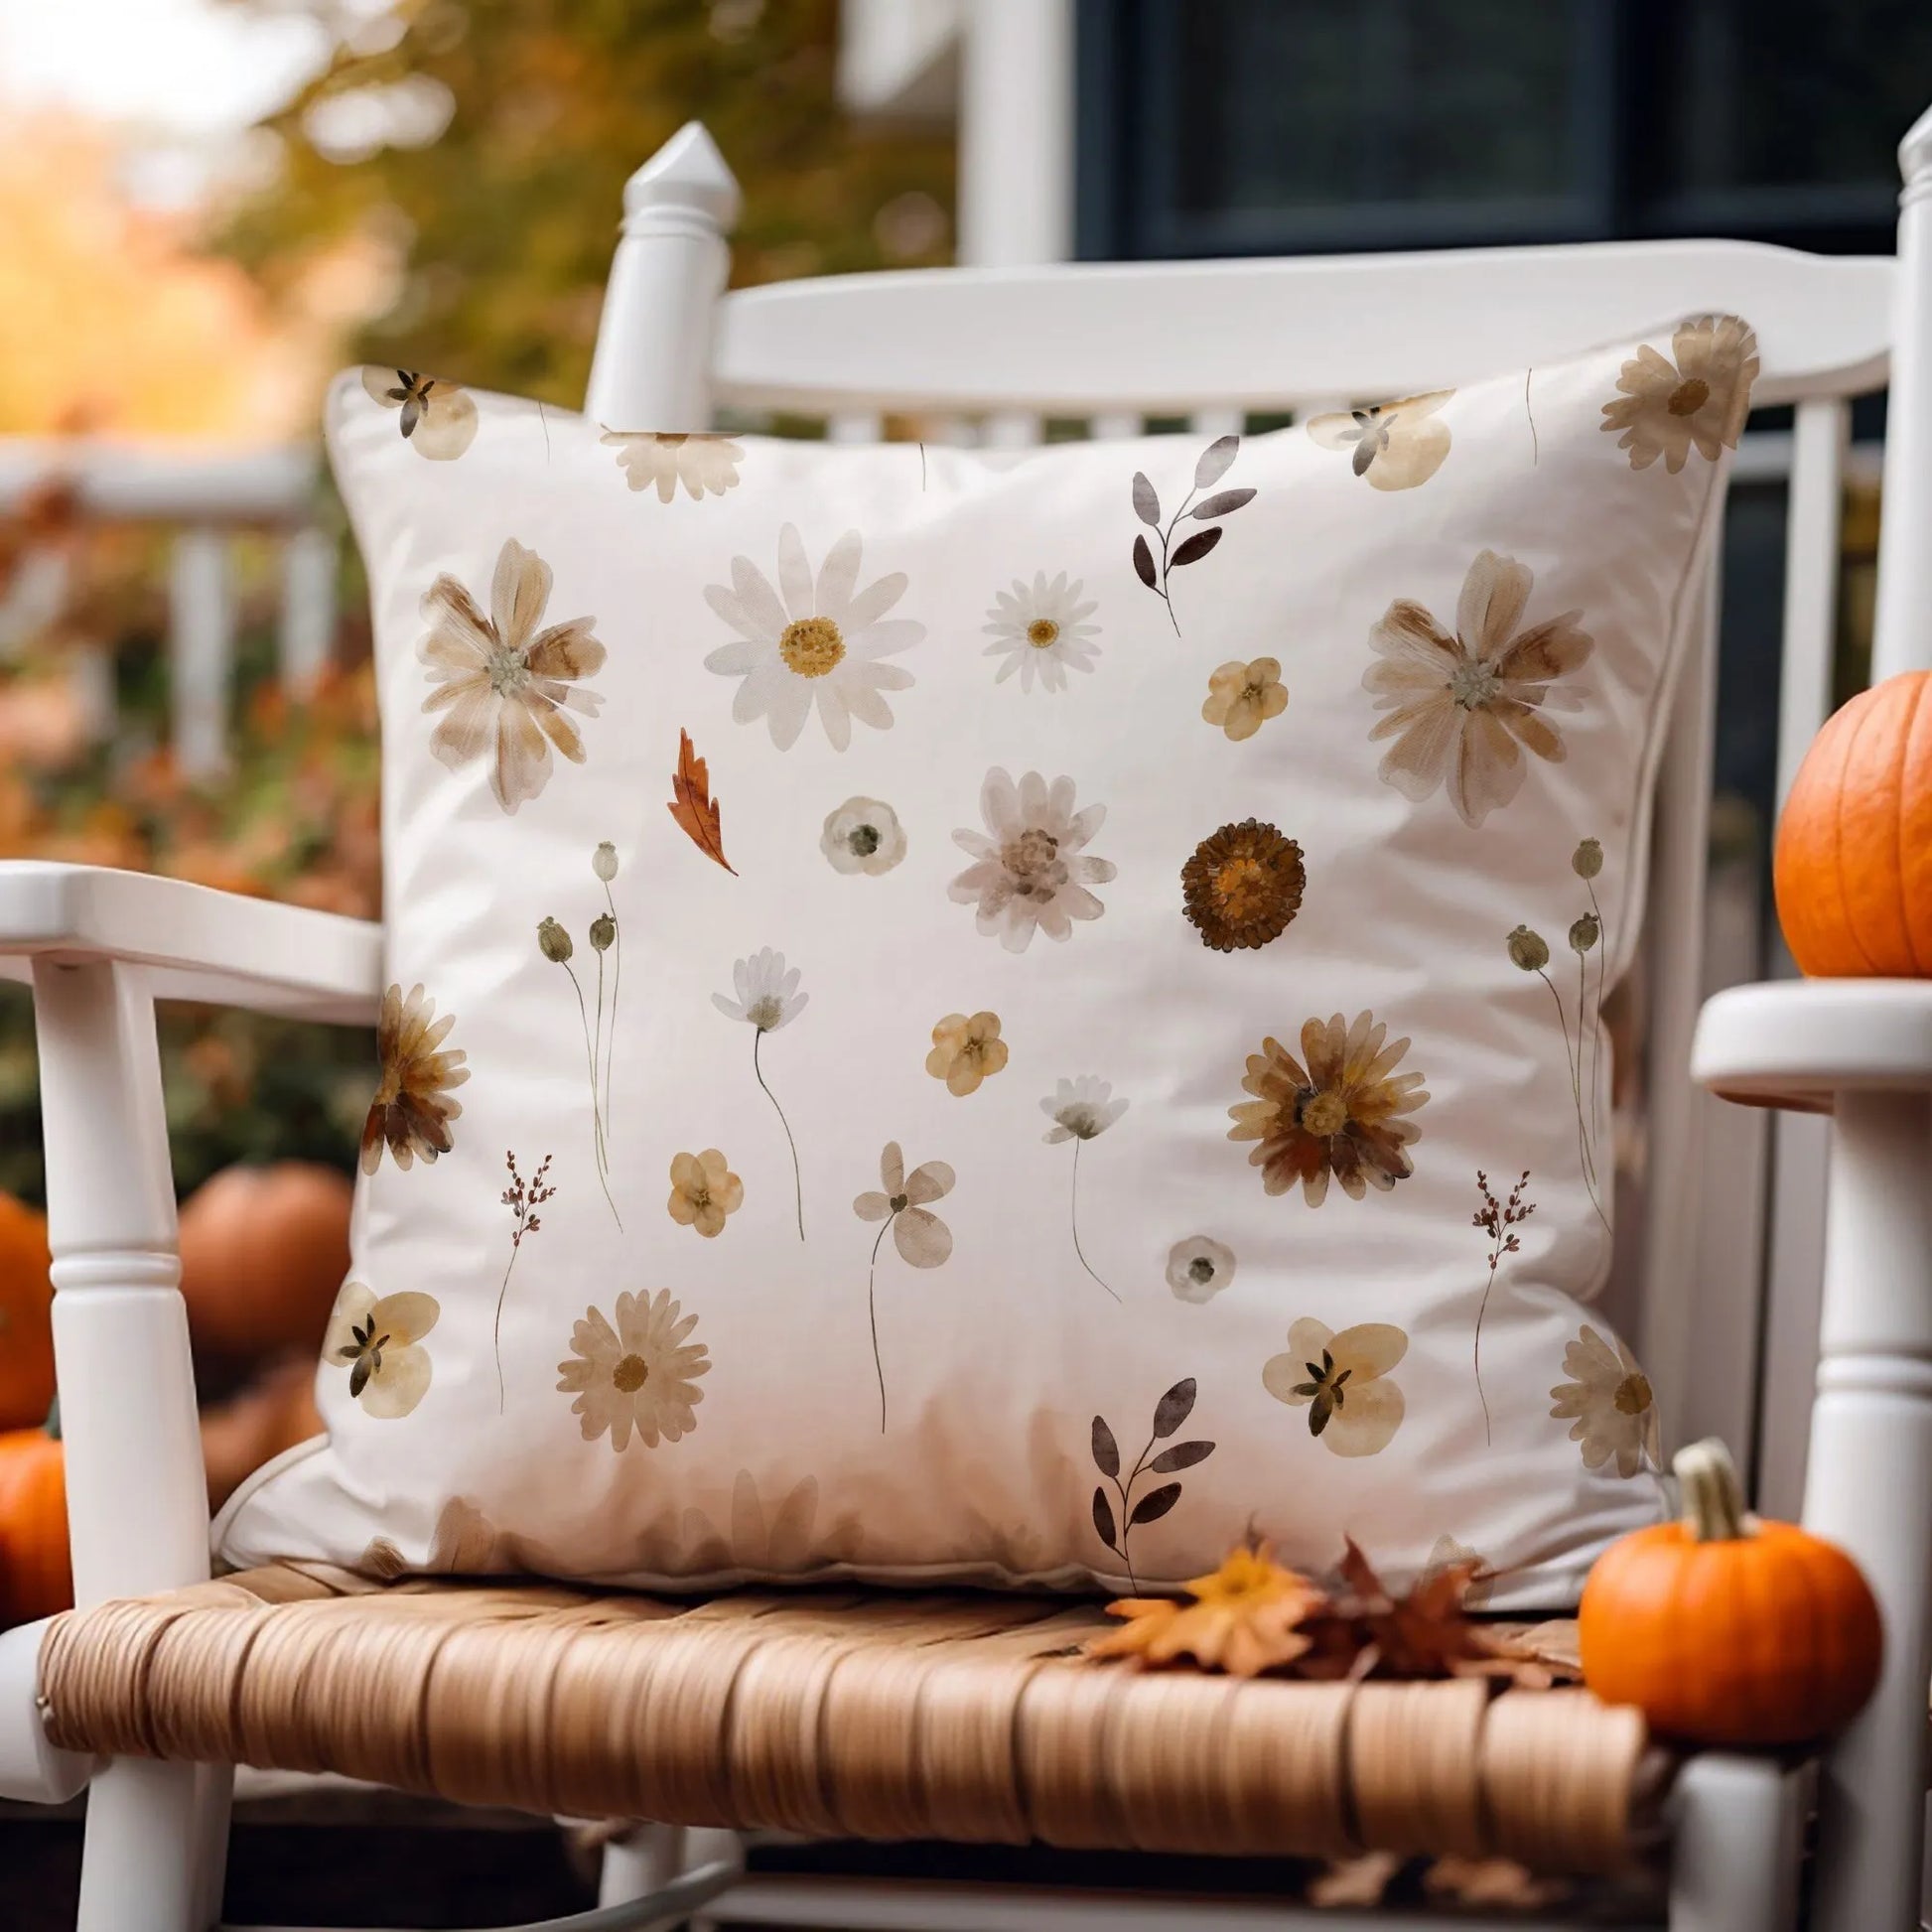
<box><xmin>667</xmin><ymin>1148</ymin><xmax>744</xmax><ymax>1238</ymax></box>
<box><xmin>418</xmin><ymin>538</ymin><xmax>607</xmax><ymax>814</ymax></box>
<box><xmin>854</xmin><ymin>1141</ymin><xmax>955</xmax><ymax>1432</ymax></box>
<box><xmin>1363</xmin><ymin>549</ymin><xmax>1592</xmax><ymax>828</ymax></box>
<box><xmin>360</xmin><ymin>366</ymin><xmax>478</xmax><ymax>460</ymax></box>
<box><xmin>557</xmin><ymin>1289</ymin><xmax>710</xmax><ymax>1453</ymax></box>
<box><xmin>1549</xmin><ymin>1324</ymin><xmax>1659</xmax><ymax>1478</ymax></box>
<box><xmin>1305</xmin><ymin>391</ymin><xmax>1452</xmax><ymax>490</ymax></box>
<box><xmin>1201</xmin><ymin>656</ymin><xmax>1288</xmax><ymax>742</ymax></box>
<box><xmin>1227</xmin><ymin>1012</ymin><xmax>1427</xmax><ymax>1205</ymax></box>
<box><xmin>326</xmin><ymin>1281</ymin><xmax>440</xmax><ymax>1419</ymax></box>
<box><xmin>949</xmin><ymin>766</ymin><xmax>1117</xmax><ymax>952</ymax></box>
<box><xmin>601</xmin><ymin>430</ymin><xmax>743</xmax><ymax>500</ymax></box>
<box><xmin>925</xmin><ymin>1011</ymin><xmax>1010</xmax><ymax>1096</ymax></box>
<box><xmin>1181</xmin><ymin>819</ymin><xmax>1306</xmax><ymax>951</ymax></box>
<box><xmin>361</xmin><ymin>982</ymin><xmax>469</xmax><ymax>1174</ymax></box>
<box><xmin>1600</xmin><ymin>315</ymin><xmax>1759</xmax><ymax>475</ymax></box>
<box><xmin>1263</xmin><ymin>1317</ymin><xmax>1408</xmax><ymax>1456</ymax></box>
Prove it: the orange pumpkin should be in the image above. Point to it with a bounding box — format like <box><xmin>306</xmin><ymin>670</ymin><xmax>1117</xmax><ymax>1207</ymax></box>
<box><xmin>0</xmin><ymin>1193</ymin><xmax>53</xmax><ymax>1432</ymax></box>
<box><xmin>200</xmin><ymin>1354</ymin><xmax>324</xmax><ymax>1509</ymax></box>
<box><xmin>1774</xmin><ymin>669</ymin><xmax>1932</xmax><ymax>976</ymax></box>
<box><xmin>1580</xmin><ymin>1439</ymin><xmax>1881</xmax><ymax>1746</ymax></box>
<box><xmin>0</xmin><ymin>1410</ymin><xmax>69</xmax><ymax>1627</ymax></box>
<box><xmin>178</xmin><ymin>1162</ymin><xmax>352</xmax><ymax>1359</ymax></box>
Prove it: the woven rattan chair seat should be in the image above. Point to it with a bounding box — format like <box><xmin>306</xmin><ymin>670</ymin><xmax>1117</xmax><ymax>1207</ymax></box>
<box><xmin>37</xmin><ymin>1566</ymin><xmax>1662</xmax><ymax>1871</ymax></box>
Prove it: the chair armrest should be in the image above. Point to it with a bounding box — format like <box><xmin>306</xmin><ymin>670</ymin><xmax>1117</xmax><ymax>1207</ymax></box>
<box><xmin>0</xmin><ymin>862</ymin><xmax>381</xmax><ymax>1024</ymax></box>
<box><xmin>1691</xmin><ymin>979</ymin><xmax>1932</xmax><ymax>1113</ymax></box>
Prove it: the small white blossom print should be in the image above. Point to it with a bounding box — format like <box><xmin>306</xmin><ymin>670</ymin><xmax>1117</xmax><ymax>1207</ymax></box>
<box><xmin>982</xmin><ymin>572</ymin><xmax>1101</xmax><ymax>692</ymax></box>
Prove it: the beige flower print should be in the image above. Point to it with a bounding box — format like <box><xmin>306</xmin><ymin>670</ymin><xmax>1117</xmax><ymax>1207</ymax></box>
<box><xmin>681</xmin><ymin>1471</ymin><xmax>863</xmax><ymax>1576</ymax></box>
<box><xmin>1550</xmin><ymin>1324</ymin><xmax>1660</xmax><ymax>1478</ymax></box>
<box><xmin>361</xmin><ymin>982</ymin><xmax>469</xmax><ymax>1174</ymax></box>
<box><xmin>326</xmin><ymin>1281</ymin><xmax>440</xmax><ymax>1419</ymax></box>
<box><xmin>1363</xmin><ymin>549</ymin><xmax>1592</xmax><ymax>828</ymax></box>
<box><xmin>1306</xmin><ymin>390</ymin><xmax>1452</xmax><ymax>489</ymax></box>
<box><xmin>926</xmin><ymin>1011</ymin><xmax>1009</xmax><ymax>1096</ymax></box>
<box><xmin>601</xmin><ymin>430</ymin><xmax>743</xmax><ymax>500</ymax></box>
<box><xmin>1167</xmin><ymin>1234</ymin><xmax>1236</xmax><ymax>1305</ymax></box>
<box><xmin>557</xmin><ymin>1289</ymin><xmax>710</xmax><ymax>1453</ymax></box>
<box><xmin>1201</xmin><ymin>656</ymin><xmax>1288</xmax><ymax>742</ymax></box>
<box><xmin>360</xmin><ymin>366</ymin><xmax>479</xmax><ymax>459</ymax></box>
<box><xmin>1601</xmin><ymin>315</ymin><xmax>1759</xmax><ymax>475</ymax></box>
<box><xmin>821</xmin><ymin>796</ymin><xmax>906</xmax><ymax>876</ymax></box>
<box><xmin>1228</xmin><ymin>1012</ymin><xmax>1428</xmax><ymax>1206</ymax></box>
<box><xmin>418</xmin><ymin>538</ymin><xmax>607</xmax><ymax>814</ymax></box>
<box><xmin>949</xmin><ymin>767</ymin><xmax>1117</xmax><ymax>952</ymax></box>
<box><xmin>667</xmin><ymin>1148</ymin><xmax>744</xmax><ymax>1238</ymax></box>
<box><xmin>1263</xmin><ymin>1317</ymin><xmax>1408</xmax><ymax>1457</ymax></box>
<box><xmin>704</xmin><ymin>525</ymin><xmax>922</xmax><ymax>752</ymax></box>
<box><xmin>982</xmin><ymin>572</ymin><xmax>1101</xmax><ymax>692</ymax></box>
<box><xmin>855</xmin><ymin>1141</ymin><xmax>955</xmax><ymax>1432</ymax></box>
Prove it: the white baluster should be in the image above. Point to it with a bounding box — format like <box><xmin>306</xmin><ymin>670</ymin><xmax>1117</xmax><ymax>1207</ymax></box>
<box><xmin>586</xmin><ymin>122</ymin><xmax>742</xmax><ymax>434</ymax></box>
<box><xmin>168</xmin><ymin>527</ymin><xmax>232</xmax><ymax>779</ymax></box>
<box><xmin>278</xmin><ymin>522</ymin><xmax>337</xmax><ymax>696</ymax></box>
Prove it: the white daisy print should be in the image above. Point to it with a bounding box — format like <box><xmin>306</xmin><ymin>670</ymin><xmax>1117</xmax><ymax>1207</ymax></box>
<box><xmin>703</xmin><ymin>525</ymin><xmax>922</xmax><ymax>752</ymax></box>
<box><xmin>949</xmin><ymin>767</ymin><xmax>1117</xmax><ymax>952</ymax></box>
<box><xmin>601</xmin><ymin>430</ymin><xmax>743</xmax><ymax>501</ymax></box>
<box><xmin>982</xmin><ymin>572</ymin><xmax>1101</xmax><ymax>692</ymax></box>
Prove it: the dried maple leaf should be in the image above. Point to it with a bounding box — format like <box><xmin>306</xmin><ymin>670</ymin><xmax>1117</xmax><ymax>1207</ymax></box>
<box><xmin>1088</xmin><ymin>1541</ymin><xmax>1326</xmax><ymax>1677</ymax></box>
<box><xmin>666</xmin><ymin>728</ymin><xmax>735</xmax><ymax>874</ymax></box>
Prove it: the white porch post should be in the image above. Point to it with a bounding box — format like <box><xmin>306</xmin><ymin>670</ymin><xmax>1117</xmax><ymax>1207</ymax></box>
<box><xmin>958</xmin><ymin>0</ymin><xmax>1076</xmax><ymax>267</ymax></box>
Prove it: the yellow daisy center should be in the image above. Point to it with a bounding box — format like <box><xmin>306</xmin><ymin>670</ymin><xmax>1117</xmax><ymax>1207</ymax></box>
<box><xmin>1613</xmin><ymin>1372</ymin><xmax>1653</xmax><ymax>1416</ymax></box>
<box><xmin>779</xmin><ymin>616</ymin><xmax>845</xmax><ymax>678</ymax></box>
<box><xmin>1302</xmin><ymin>1089</ymin><xmax>1349</xmax><ymax>1138</ymax></box>
<box><xmin>1667</xmin><ymin>376</ymin><xmax>1710</xmax><ymax>417</ymax></box>
<box><xmin>1027</xmin><ymin>618</ymin><xmax>1060</xmax><ymax>648</ymax></box>
<box><xmin>612</xmin><ymin>1352</ymin><xmax>651</xmax><ymax>1394</ymax></box>
<box><xmin>1212</xmin><ymin>853</ymin><xmax>1270</xmax><ymax>917</ymax></box>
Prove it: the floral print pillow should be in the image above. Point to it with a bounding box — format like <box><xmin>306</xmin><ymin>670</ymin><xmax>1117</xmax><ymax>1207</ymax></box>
<box><xmin>216</xmin><ymin>319</ymin><xmax>1755</xmax><ymax>1610</ymax></box>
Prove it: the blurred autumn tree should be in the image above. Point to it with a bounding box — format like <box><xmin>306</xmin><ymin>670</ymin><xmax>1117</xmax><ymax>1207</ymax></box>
<box><xmin>220</xmin><ymin>0</ymin><xmax>955</xmax><ymax>408</ymax></box>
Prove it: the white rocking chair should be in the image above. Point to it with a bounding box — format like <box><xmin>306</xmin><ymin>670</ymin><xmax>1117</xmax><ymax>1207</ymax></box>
<box><xmin>2</xmin><ymin>100</ymin><xmax>1931</xmax><ymax>1932</ymax></box>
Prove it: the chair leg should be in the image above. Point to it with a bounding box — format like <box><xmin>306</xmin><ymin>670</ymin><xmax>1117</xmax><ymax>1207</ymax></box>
<box><xmin>601</xmin><ymin>1822</ymin><xmax>744</xmax><ymax>1930</ymax></box>
<box><xmin>75</xmin><ymin>1757</ymin><xmax>232</xmax><ymax>1932</ymax></box>
<box><xmin>1666</xmin><ymin>1754</ymin><xmax>1803</xmax><ymax>1932</ymax></box>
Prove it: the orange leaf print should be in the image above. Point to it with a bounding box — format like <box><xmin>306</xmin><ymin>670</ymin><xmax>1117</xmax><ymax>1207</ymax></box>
<box><xmin>667</xmin><ymin>729</ymin><xmax>736</xmax><ymax>874</ymax></box>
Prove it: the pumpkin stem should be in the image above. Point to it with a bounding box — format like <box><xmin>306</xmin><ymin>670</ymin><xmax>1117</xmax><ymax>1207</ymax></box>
<box><xmin>1675</xmin><ymin>1437</ymin><xmax>1749</xmax><ymax>1542</ymax></box>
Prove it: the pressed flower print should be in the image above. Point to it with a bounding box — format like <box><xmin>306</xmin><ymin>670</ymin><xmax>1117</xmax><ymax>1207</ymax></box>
<box><xmin>704</xmin><ymin>524</ymin><xmax>922</xmax><ymax>751</ymax></box>
<box><xmin>1305</xmin><ymin>391</ymin><xmax>1453</xmax><ymax>489</ymax></box>
<box><xmin>1041</xmin><ymin>1076</ymin><xmax>1127</xmax><ymax>1301</ymax></box>
<box><xmin>1550</xmin><ymin>1324</ymin><xmax>1659</xmax><ymax>1478</ymax></box>
<box><xmin>537</xmin><ymin>903</ymin><xmax>621</xmax><ymax>1228</ymax></box>
<box><xmin>1600</xmin><ymin>315</ymin><xmax>1758</xmax><ymax>475</ymax></box>
<box><xmin>1201</xmin><ymin>656</ymin><xmax>1287</xmax><ymax>742</ymax></box>
<box><xmin>360</xmin><ymin>366</ymin><xmax>478</xmax><ymax>460</ymax></box>
<box><xmin>854</xmin><ymin>1141</ymin><xmax>955</xmax><ymax>1431</ymax></box>
<box><xmin>926</xmin><ymin>1011</ymin><xmax>1009</xmax><ymax>1096</ymax></box>
<box><xmin>1363</xmin><ymin>549</ymin><xmax>1592</xmax><ymax>828</ymax></box>
<box><xmin>821</xmin><ymin>795</ymin><xmax>906</xmax><ymax>876</ymax></box>
<box><xmin>1471</xmin><ymin>1170</ymin><xmax>1535</xmax><ymax>1445</ymax></box>
<box><xmin>983</xmin><ymin>572</ymin><xmax>1101</xmax><ymax>692</ymax></box>
<box><xmin>361</xmin><ymin>982</ymin><xmax>469</xmax><ymax>1174</ymax></box>
<box><xmin>713</xmin><ymin>949</ymin><xmax>807</xmax><ymax>1238</ymax></box>
<box><xmin>557</xmin><ymin>1289</ymin><xmax>710</xmax><ymax>1453</ymax></box>
<box><xmin>326</xmin><ymin>1281</ymin><xmax>440</xmax><ymax>1420</ymax></box>
<box><xmin>601</xmin><ymin>429</ymin><xmax>743</xmax><ymax>500</ymax></box>
<box><xmin>1263</xmin><ymin>1317</ymin><xmax>1408</xmax><ymax>1457</ymax></box>
<box><xmin>667</xmin><ymin>1148</ymin><xmax>744</xmax><ymax>1238</ymax></box>
<box><xmin>1167</xmin><ymin>1235</ymin><xmax>1235</xmax><ymax>1305</ymax></box>
<box><xmin>1228</xmin><ymin>1012</ymin><xmax>1427</xmax><ymax>1206</ymax></box>
<box><xmin>419</xmin><ymin>537</ymin><xmax>606</xmax><ymax>814</ymax></box>
<box><xmin>949</xmin><ymin>767</ymin><xmax>1116</xmax><ymax>952</ymax></box>
<box><xmin>492</xmin><ymin>1151</ymin><xmax>554</xmax><ymax>1412</ymax></box>
<box><xmin>1181</xmin><ymin>819</ymin><xmax>1305</xmax><ymax>951</ymax></box>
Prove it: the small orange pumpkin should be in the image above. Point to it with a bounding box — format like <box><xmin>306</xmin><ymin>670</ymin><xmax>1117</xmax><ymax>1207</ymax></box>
<box><xmin>0</xmin><ymin>1193</ymin><xmax>54</xmax><ymax>1432</ymax></box>
<box><xmin>178</xmin><ymin>1162</ymin><xmax>352</xmax><ymax>1360</ymax></box>
<box><xmin>1580</xmin><ymin>1439</ymin><xmax>1881</xmax><ymax>1746</ymax></box>
<box><xmin>1774</xmin><ymin>669</ymin><xmax>1932</xmax><ymax>976</ymax></box>
<box><xmin>199</xmin><ymin>1354</ymin><xmax>324</xmax><ymax>1510</ymax></box>
<box><xmin>0</xmin><ymin>1407</ymin><xmax>70</xmax><ymax>1627</ymax></box>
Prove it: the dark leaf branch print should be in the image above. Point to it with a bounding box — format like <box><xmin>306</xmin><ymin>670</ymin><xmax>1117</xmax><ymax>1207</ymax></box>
<box><xmin>1091</xmin><ymin>1378</ymin><xmax>1217</xmax><ymax>1590</ymax></box>
<box><xmin>1130</xmin><ymin>435</ymin><xmax>1254</xmax><ymax>638</ymax></box>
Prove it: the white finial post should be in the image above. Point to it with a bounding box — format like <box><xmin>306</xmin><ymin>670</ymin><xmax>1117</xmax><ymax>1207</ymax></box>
<box><xmin>585</xmin><ymin>122</ymin><xmax>741</xmax><ymax>434</ymax></box>
<box><xmin>1869</xmin><ymin>104</ymin><xmax>1932</xmax><ymax>680</ymax></box>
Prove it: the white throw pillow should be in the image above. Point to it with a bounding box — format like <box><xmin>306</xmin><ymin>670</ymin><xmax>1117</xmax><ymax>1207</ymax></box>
<box><xmin>218</xmin><ymin>319</ymin><xmax>1757</xmax><ymax>1608</ymax></box>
